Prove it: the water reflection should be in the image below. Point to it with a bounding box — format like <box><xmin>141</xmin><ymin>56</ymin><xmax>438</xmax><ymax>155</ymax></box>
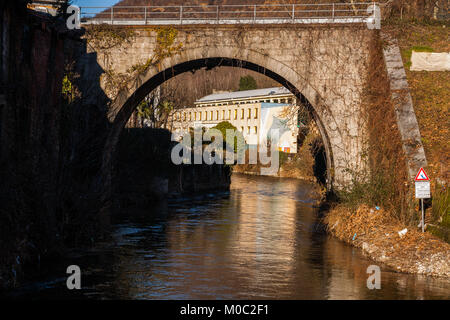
<box><xmin>6</xmin><ymin>174</ymin><xmax>450</xmax><ymax>300</ymax></box>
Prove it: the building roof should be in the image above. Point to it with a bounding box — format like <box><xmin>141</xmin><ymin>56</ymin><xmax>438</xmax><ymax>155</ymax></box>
<box><xmin>196</xmin><ymin>87</ymin><xmax>292</xmax><ymax>103</ymax></box>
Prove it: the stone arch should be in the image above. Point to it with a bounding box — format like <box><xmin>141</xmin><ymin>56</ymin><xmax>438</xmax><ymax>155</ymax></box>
<box><xmin>102</xmin><ymin>46</ymin><xmax>340</xmax><ymax>191</ymax></box>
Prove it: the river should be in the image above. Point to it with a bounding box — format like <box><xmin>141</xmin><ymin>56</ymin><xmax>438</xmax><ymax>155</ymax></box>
<box><xmin>6</xmin><ymin>174</ymin><xmax>450</xmax><ymax>299</ymax></box>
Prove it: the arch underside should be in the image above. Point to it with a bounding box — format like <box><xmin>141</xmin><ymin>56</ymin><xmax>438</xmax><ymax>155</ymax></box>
<box><xmin>106</xmin><ymin>57</ymin><xmax>335</xmax><ymax>190</ymax></box>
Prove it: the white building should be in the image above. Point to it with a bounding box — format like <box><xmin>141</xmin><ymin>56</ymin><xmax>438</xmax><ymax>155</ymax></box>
<box><xmin>171</xmin><ymin>87</ymin><xmax>299</xmax><ymax>153</ymax></box>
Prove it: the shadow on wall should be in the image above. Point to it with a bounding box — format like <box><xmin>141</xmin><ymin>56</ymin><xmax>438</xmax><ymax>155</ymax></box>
<box><xmin>114</xmin><ymin>127</ymin><xmax>232</xmax><ymax>211</ymax></box>
<box><xmin>0</xmin><ymin>1</ymin><xmax>111</xmax><ymax>290</ymax></box>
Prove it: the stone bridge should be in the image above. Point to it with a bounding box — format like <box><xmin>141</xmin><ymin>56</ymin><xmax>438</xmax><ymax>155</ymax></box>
<box><xmin>74</xmin><ymin>17</ymin><xmax>426</xmax><ymax>191</ymax></box>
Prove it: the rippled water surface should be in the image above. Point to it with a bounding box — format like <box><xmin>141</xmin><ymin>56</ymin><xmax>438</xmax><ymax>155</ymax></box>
<box><xmin>7</xmin><ymin>174</ymin><xmax>450</xmax><ymax>299</ymax></box>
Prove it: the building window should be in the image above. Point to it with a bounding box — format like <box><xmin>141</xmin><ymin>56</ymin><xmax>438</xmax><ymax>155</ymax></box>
<box><xmin>288</xmin><ymin>98</ymin><xmax>293</xmax><ymax>104</ymax></box>
<box><xmin>254</xmin><ymin>108</ymin><xmax>258</xmax><ymax>119</ymax></box>
<box><xmin>248</xmin><ymin>108</ymin><xmax>251</xmax><ymax>118</ymax></box>
<box><xmin>222</xmin><ymin>110</ymin><xmax>225</xmax><ymax>120</ymax></box>
<box><xmin>247</xmin><ymin>126</ymin><xmax>250</xmax><ymax>134</ymax></box>
<box><xmin>199</xmin><ymin>112</ymin><xmax>202</xmax><ymax>121</ymax></box>
<box><xmin>228</xmin><ymin>110</ymin><xmax>231</xmax><ymax>120</ymax></box>
<box><xmin>205</xmin><ymin>111</ymin><xmax>208</xmax><ymax>121</ymax></box>
<box><xmin>254</xmin><ymin>126</ymin><xmax>258</xmax><ymax>134</ymax></box>
<box><xmin>216</xmin><ymin>110</ymin><xmax>219</xmax><ymax>120</ymax></box>
<box><xmin>281</xmin><ymin>99</ymin><xmax>286</xmax><ymax>104</ymax></box>
<box><xmin>241</xmin><ymin>109</ymin><xmax>244</xmax><ymax>119</ymax></box>
<box><xmin>234</xmin><ymin>109</ymin><xmax>237</xmax><ymax>120</ymax></box>
<box><xmin>189</xmin><ymin>112</ymin><xmax>192</xmax><ymax>121</ymax></box>
<box><xmin>210</xmin><ymin>111</ymin><xmax>213</xmax><ymax>121</ymax></box>
<box><xmin>274</xmin><ymin>99</ymin><xmax>279</xmax><ymax>103</ymax></box>
<box><xmin>183</xmin><ymin>113</ymin><xmax>186</xmax><ymax>121</ymax></box>
<box><xmin>241</xmin><ymin>126</ymin><xmax>244</xmax><ymax>132</ymax></box>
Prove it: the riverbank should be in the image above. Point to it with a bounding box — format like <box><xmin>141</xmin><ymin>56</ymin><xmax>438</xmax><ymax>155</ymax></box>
<box><xmin>232</xmin><ymin>165</ymin><xmax>316</xmax><ymax>183</ymax></box>
<box><xmin>324</xmin><ymin>205</ymin><xmax>450</xmax><ymax>278</ymax></box>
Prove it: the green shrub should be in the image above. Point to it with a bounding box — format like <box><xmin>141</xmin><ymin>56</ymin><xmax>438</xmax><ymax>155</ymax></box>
<box><xmin>238</xmin><ymin>75</ymin><xmax>257</xmax><ymax>91</ymax></box>
<box><xmin>209</xmin><ymin>121</ymin><xmax>246</xmax><ymax>154</ymax></box>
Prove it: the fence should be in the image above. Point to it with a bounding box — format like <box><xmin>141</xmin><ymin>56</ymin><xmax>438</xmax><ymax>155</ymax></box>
<box><xmin>80</xmin><ymin>2</ymin><xmax>379</xmax><ymax>26</ymax></box>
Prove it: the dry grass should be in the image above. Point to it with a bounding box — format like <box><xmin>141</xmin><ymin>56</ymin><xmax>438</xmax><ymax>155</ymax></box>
<box><xmin>385</xmin><ymin>22</ymin><xmax>450</xmax><ymax>183</ymax></box>
<box><xmin>382</xmin><ymin>22</ymin><xmax>449</xmax><ymax>237</ymax></box>
<box><xmin>325</xmin><ymin>204</ymin><xmax>450</xmax><ymax>277</ymax></box>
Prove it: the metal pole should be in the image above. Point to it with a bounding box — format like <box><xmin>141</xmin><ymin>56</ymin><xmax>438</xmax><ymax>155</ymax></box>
<box><xmin>180</xmin><ymin>6</ymin><xmax>183</xmax><ymax>24</ymax></box>
<box><xmin>254</xmin><ymin>5</ymin><xmax>256</xmax><ymax>22</ymax></box>
<box><xmin>111</xmin><ymin>6</ymin><xmax>114</xmax><ymax>24</ymax></box>
<box><xmin>217</xmin><ymin>5</ymin><xmax>219</xmax><ymax>22</ymax></box>
<box><xmin>421</xmin><ymin>198</ymin><xmax>424</xmax><ymax>232</ymax></box>
<box><xmin>144</xmin><ymin>7</ymin><xmax>147</xmax><ymax>25</ymax></box>
<box><xmin>332</xmin><ymin>3</ymin><xmax>335</xmax><ymax>20</ymax></box>
<box><xmin>292</xmin><ymin>4</ymin><xmax>295</xmax><ymax>21</ymax></box>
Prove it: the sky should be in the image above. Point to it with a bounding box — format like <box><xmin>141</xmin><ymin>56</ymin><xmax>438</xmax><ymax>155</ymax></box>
<box><xmin>71</xmin><ymin>0</ymin><xmax>121</xmax><ymax>15</ymax></box>
<box><xmin>72</xmin><ymin>0</ymin><xmax>121</xmax><ymax>7</ymax></box>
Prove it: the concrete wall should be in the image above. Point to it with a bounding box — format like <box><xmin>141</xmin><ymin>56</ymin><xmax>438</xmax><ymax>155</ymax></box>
<box><xmin>260</xmin><ymin>103</ymin><xmax>299</xmax><ymax>154</ymax></box>
<box><xmin>381</xmin><ymin>33</ymin><xmax>428</xmax><ymax>180</ymax></box>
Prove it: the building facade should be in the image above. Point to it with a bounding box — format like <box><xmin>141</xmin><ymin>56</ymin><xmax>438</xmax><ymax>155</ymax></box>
<box><xmin>171</xmin><ymin>87</ymin><xmax>299</xmax><ymax>154</ymax></box>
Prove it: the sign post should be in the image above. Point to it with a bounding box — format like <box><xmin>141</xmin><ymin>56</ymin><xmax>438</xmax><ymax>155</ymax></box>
<box><xmin>414</xmin><ymin>168</ymin><xmax>430</xmax><ymax>232</ymax></box>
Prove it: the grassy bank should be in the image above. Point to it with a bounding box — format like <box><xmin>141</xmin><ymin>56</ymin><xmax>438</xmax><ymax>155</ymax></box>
<box><xmin>385</xmin><ymin>20</ymin><xmax>449</xmax><ymax>183</ymax></box>
<box><xmin>384</xmin><ymin>20</ymin><xmax>449</xmax><ymax>239</ymax></box>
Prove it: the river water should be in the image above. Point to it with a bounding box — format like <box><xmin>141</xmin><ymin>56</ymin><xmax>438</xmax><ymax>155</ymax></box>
<box><xmin>7</xmin><ymin>174</ymin><xmax>450</xmax><ymax>299</ymax></box>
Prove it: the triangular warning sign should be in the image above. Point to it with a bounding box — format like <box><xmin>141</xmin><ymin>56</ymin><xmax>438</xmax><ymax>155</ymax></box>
<box><xmin>415</xmin><ymin>168</ymin><xmax>429</xmax><ymax>181</ymax></box>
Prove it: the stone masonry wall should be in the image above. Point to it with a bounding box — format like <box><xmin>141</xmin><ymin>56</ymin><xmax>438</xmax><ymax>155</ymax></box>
<box><xmin>80</xmin><ymin>24</ymin><xmax>374</xmax><ymax>189</ymax></box>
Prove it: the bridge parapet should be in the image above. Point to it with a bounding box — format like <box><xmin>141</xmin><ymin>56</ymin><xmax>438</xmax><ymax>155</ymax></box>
<box><xmin>79</xmin><ymin>2</ymin><xmax>379</xmax><ymax>26</ymax></box>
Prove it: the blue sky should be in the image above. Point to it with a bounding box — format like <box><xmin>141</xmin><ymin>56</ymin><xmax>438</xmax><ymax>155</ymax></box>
<box><xmin>72</xmin><ymin>0</ymin><xmax>121</xmax><ymax>7</ymax></box>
